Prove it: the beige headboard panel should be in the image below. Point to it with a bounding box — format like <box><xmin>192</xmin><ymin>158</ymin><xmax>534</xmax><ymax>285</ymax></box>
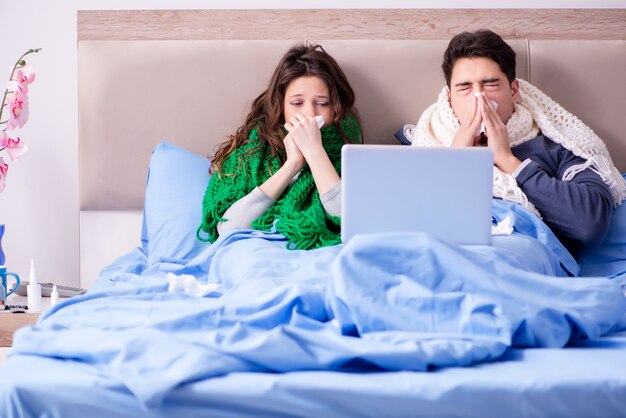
<box><xmin>78</xmin><ymin>9</ymin><xmax>626</xmax><ymax>211</ymax></box>
<box><xmin>529</xmin><ymin>40</ymin><xmax>626</xmax><ymax>169</ymax></box>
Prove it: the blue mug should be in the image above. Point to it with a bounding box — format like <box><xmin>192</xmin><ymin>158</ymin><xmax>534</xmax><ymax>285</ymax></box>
<box><xmin>0</xmin><ymin>265</ymin><xmax>21</xmax><ymax>300</ymax></box>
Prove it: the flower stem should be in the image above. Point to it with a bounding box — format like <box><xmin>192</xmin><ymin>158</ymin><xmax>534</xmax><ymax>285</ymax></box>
<box><xmin>0</xmin><ymin>48</ymin><xmax>42</xmax><ymax>126</ymax></box>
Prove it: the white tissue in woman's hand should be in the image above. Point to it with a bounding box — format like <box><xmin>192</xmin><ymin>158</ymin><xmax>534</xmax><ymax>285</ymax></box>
<box><xmin>314</xmin><ymin>115</ymin><xmax>325</xmax><ymax>128</ymax></box>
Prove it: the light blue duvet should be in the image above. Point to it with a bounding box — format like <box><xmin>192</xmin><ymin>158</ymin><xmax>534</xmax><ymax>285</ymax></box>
<box><xmin>3</xmin><ymin>200</ymin><xmax>626</xmax><ymax>416</ymax></box>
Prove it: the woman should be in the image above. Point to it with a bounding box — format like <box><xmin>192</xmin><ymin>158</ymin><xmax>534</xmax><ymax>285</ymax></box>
<box><xmin>197</xmin><ymin>44</ymin><xmax>361</xmax><ymax>250</ymax></box>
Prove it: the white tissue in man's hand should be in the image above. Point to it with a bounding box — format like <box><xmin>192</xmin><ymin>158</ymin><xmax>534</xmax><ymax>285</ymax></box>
<box><xmin>474</xmin><ymin>93</ymin><xmax>498</xmax><ymax>136</ymax></box>
<box><xmin>314</xmin><ymin>115</ymin><xmax>325</xmax><ymax>128</ymax></box>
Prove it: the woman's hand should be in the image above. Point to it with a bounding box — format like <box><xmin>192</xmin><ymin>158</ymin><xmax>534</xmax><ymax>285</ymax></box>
<box><xmin>259</xmin><ymin>133</ymin><xmax>305</xmax><ymax>200</ymax></box>
<box><xmin>284</xmin><ymin>113</ymin><xmax>339</xmax><ymax>195</ymax></box>
<box><xmin>283</xmin><ymin>133</ymin><xmax>306</xmax><ymax>172</ymax></box>
<box><xmin>284</xmin><ymin>113</ymin><xmax>325</xmax><ymax>161</ymax></box>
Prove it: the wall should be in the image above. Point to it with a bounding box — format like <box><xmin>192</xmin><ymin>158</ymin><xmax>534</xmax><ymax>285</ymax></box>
<box><xmin>0</xmin><ymin>0</ymin><xmax>623</xmax><ymax>287</ymax></box>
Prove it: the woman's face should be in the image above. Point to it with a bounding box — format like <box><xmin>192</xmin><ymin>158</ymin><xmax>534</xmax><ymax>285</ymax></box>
<box><xmin>283</xmin><ymin>75</ymin><xmax>334</xmax><ymax>125</ymax></box>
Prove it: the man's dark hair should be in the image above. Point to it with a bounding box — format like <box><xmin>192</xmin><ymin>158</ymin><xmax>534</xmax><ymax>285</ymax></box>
<box><xmin>442</xmin><ymin>29</ymin><xmax>516</xmax><ymax>87</ymax></box>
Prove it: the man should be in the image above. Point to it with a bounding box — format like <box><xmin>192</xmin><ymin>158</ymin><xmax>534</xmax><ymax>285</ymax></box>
<box><xmin>402</xmin><ymin>29</ymin><xmax>625</xmax><ymax>254</ymax></box>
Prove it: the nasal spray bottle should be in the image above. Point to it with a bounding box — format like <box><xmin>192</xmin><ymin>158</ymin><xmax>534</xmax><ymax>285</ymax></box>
<box><xmin>27</xmin><ymin>259</ymin><xmax>42</xmax><ymax>312</ymax></box>
<box><xmin>50</xmin><ymin>285</ymin><xmax>59</xmax><ymax>307</ymax></box>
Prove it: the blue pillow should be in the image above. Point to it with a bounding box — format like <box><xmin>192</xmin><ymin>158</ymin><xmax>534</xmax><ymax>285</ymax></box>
<box><xmin>577</xmin><ymin>174</ymin><xmax>626</xmax><ymax>277</ymax></box>
<box><xmin>143</xmin><ymin>141</ymin><xmax>211</xmax><ymax>264</ymax></box>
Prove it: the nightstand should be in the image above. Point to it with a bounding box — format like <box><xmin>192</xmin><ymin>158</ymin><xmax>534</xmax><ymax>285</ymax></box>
<box><xmin>0</xmin><ymin>294</ymin><xmax>51</xmax><ymax>347</ymax></box>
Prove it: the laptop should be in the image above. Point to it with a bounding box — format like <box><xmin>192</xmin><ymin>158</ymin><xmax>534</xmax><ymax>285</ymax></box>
<box><xmin>341</xmin><ymin>144</ymin><xmax>494</xmax><ymax>245</ymax></box>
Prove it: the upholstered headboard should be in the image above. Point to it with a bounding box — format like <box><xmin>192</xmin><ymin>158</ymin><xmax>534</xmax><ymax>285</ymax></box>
<box><xmin>77</xmin><ymin>9</ymin><xmax>626</xmax><ymax>287</ymax></box>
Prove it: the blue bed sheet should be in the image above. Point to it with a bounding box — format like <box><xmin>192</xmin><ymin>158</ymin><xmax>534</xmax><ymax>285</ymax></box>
<box><xmin>1</xmin><ymin>200</ymin><xmax>625</xmax><ymax>417</ymax></box>
<box><xmin>3</xmin><ymin>331</ymin><xmax>626</xmax><ymax>418</ymax></box>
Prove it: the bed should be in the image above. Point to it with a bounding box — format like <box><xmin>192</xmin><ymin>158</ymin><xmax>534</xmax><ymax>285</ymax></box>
<box><xmin>2</xmin><ymin>9</ymin><xmax>626</xmax><ymax>418</ymax></box>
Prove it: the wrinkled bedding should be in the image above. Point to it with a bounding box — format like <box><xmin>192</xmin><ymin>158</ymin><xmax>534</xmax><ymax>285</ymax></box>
<box><xmin>1</xmin><ymin>200</ymin><xmax>625</xmax><ymax>417</ymax></box>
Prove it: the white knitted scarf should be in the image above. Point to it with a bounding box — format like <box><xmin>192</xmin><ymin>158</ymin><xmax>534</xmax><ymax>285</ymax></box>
<box><xmin>411</xmin><ymin>79</ymin><xmax>626</xmax><ymax>216</ymax></box>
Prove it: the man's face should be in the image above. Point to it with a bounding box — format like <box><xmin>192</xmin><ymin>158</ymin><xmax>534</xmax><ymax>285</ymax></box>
<box><xmin>448</xmin><ymin>57</ymin><xmax>519</xmax><ymax>126</ymax></box>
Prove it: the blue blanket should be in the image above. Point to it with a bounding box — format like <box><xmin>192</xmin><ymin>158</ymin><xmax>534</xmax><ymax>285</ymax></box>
<box><xmin>9</xmin><ymin>200</ymin><xmax>626</xmax><ymax>409</ymax></box>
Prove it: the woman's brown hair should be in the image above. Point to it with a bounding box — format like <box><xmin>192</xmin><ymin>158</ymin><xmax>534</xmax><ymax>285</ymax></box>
<box><xmin>210</xmin><ymin>43</ymin><xmax>360</xmax><ymax>174</ymax></box>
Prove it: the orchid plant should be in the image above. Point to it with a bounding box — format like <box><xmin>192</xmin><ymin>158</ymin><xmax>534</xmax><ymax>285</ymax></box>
<box><xmin>0</xmin><ymin>48</ymin><xmax>41</xmax><ymax>193</ymax></box>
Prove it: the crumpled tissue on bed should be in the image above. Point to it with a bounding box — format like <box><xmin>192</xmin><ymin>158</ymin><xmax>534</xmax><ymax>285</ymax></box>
<box><xmin>492</xmin><ymin>216</ymin><xmax>514</xmax><ymax>235</ymax></box>
<box><xmin>167</xmin><ymin>272</ymin><xmax>221</xmax><ymax>297</ymax></box>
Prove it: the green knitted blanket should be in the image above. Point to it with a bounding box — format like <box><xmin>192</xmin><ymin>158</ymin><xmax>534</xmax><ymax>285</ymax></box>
<box><xmin>197</xmin><ymin>119</ymin><xmax>361</xmax><ymax>250</ymax></box>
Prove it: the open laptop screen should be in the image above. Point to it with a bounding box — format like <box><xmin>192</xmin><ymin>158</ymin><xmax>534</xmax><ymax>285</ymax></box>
<box><xmin>341</xmin><ymin>145</ymin><xmax>494</xmax><ymax>245</ymax></box>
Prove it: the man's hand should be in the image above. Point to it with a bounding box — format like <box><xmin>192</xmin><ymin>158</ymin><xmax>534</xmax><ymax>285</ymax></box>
<box><xmin>479</xmin><ymin>94</ymin><xmax>521</xmax><ymax>174</ymax></box>
<box><xmin>451</xmin><ymin>93</ymin><xmax>483</xmax><ymax>147</ymax></box>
